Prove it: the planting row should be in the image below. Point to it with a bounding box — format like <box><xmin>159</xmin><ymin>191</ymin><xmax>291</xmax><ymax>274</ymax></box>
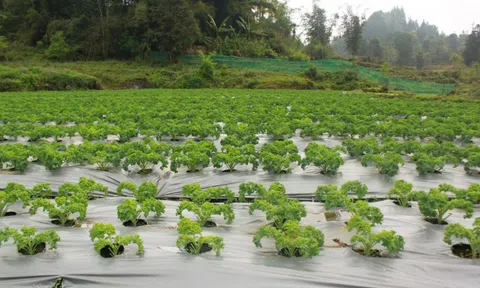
<box><xmin>1</xmin><ymin>178</ymin><xmax>479</xmax><ymax>259</ymax></box>
<box><xmin>1</xmin><ymin>138</ymin><xmax>479</xmax><ymax>176</ymax></box>
<box><xmin>0</xmin><ymin>119</ymin><xmax>478</xmax><ymax>144</ymax></box>
<box><xmin>1</xmin><ymin>90</ymin><xmax>479</xmax><ymax>142</ymax></box>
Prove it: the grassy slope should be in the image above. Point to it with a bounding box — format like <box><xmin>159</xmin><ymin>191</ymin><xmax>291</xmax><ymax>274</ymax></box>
<box><xmin>0</xmin><ymin>60</ymin><xmax>383</xmax><ymax>92</ymax></box>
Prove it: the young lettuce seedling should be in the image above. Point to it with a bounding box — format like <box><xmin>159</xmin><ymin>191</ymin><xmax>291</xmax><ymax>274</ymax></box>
<box><xmin>347</xmin><ymin>215</ymin><xmax>404</xmax><ymax>257</ymax></box>
<box><xmin>253</xmin><ymin>220</ymin><xmax>324</xmax><ymax>259</ymax></box>
<box><xmin>117</xmin><ymin>198</ymin><xmax>165</xmax><ymax>226</ymax></box>
<box><xmin>444</xmin><ymin>217</ymin><xmax>480</xmax><ymax>259</ymax></box>
<box><xmin>415</xmin><ymin>188</ymin><xmax>473</xmax><ymax>224</ymax></box>
<box><xmin>0</xmin><ymin>183</ymin><xmax>30</xmax><ymax>217</ymax></box>
<box><xmin>176</xmin><ymin>218</ymin><xmax>224</xmax><ymax>255</ymax></box>
<box><xmin>0</xmin><ymin>226</ymin><xmax>60</xmax><ymax>255</ymax></box>
<box><xmin>89</xmin><ymin>223</ymin><xmax>144</xmax><ymax>258</ymax></box>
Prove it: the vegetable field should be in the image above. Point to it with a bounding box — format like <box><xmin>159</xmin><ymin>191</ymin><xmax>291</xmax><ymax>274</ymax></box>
<box><xmin>1</xmin><ymin>89</ymin><xmax>479</xmax><ymax>287</ymax></box>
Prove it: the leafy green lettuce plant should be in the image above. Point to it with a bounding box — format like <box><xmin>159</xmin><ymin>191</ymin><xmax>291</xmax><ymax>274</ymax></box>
<box><xmin>347</xmin><ymin>215</ymin><xmax>404</xmax><ymax>257</ymax></box>
<box><xmin>176</xmin><ymin>218</ymin><xmax>224</xmax><ymax>255</ymax></box>
<box><xmin>415</xmin><ymin>188</ymin><xmax>473</xmax><ymax>224</ymax></box>
<box><xmin>0</xmin><ymin>226</ymin><xmax>60</xmax><ymax>255</ymax></box>
<box><xmin>300</xmin><ymin>143</ymin><xmax>345</xmax><ymax>175</ymax></box>
<box><xmin>387</xmin><ymin>180</ymin><xmax>417</xmax><ymax>207</ymax></box>
<box><xmin>117</xmin><ymin>198</ymin><xmax>165</xmax><ymax>226</ymax></box>
<box><xmin>444</xmin><ymin>218</ymin><xmax>480</xmax><ymax>259</ymax></box>
<box><xmin>29</xmin><ymin>193</ymin><xmax>88</xmax><ymax>226</ymax></box>
<box><xmin>0</xmin><ymin>183</ymin><xmax>30</xmax><ymax>217</ymax></box>
<box><xmin>249</xmin><ymin>183</ymin><xmax>306</xmax><ymax>229</ymax></box>
<box><xmin>253</xmin><ymin>220</ymin><xmax>324</xmax><ymax>259</ymax></box>
<box><xmin>89</xmin><ymin>223</ymin><xmax>144</xmax><ymax>257</ymax></box>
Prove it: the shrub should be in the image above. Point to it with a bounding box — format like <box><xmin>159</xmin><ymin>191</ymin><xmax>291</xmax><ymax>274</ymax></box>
<box><xmin>44</xmin><ymin>32</ymin><xmax>72</xmax><ymax>61</ymax></box>
<box><xmin>0</xmin><ymin>78</ymin><xmax>23</xmax><ymax>92</ymax></box>
<box><xmin>199</xmin><ymin>51</ymin><xmax>215</xmax><ymax>81</ymax></box>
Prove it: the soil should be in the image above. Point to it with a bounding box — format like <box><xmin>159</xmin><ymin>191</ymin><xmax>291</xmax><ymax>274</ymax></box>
<box><xmin>424</xmin><ymin>218</ymin><xmax>448</xmax><ymax>225</ymax></box>
<box><xmin>99</xmin><ymin>244</ymin><xmax>125</xmax><ymax>258</ymax></box>
<box><xmin>278</xmin><ymin>248</ymin><xmax>303</xmax><ymax>258</ymax></box>
<box><xmin>352</xmin><ymin>248</ymin><xmax>383</xmax><ymax>257</ymax></box>
<box><xmin>51</xmin><ymin>219</ymin><xmax>76</xmax><ymax>227</ymax></box>
<box><xmin>137</xmin><ymin>169</ymin><xmax>153</xmax><ymax>175</ymax></box>
<box><xmin>4</xmin><ymin>211</ymin><xmax>17</xmax><ymax>216</ymax></box>
<box><xmin>123</xmin><ymin>219</ymin><xmax>148</xmax><ymax>227</ymax></box>
<box><xmin>451</xmin><ymin>244</ymin><xmax>480</xmax><ymax>259</ymax></box>
<box><xmin>222</xmin><ymin>169</ymin><xmax>236</xmax><ymax>172</ymax></box>
<box><xmin>185</xmin><ymin>242</ymin><xmax>213</xmax><ymax>254</ymax></box>
<box><xmin>393</xmin><ymin>200</ymin><xmax>412</xmax><ymax>208</ymax></box>
<box><xmin>203</xmin><ymin>221</ymin><xmax>217</xmax><ymax>228</ymax></box>
<box><xmin>324</xmin><ymin>211</ymin><xmax>339</xmax><ymax>221</ymax></box>
<box><xmin>18</xmin><ymin>242</ymin><xmax>46</xmax><ymax>255</ymax></box>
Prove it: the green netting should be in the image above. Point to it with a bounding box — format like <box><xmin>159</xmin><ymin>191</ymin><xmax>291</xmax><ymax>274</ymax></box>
<box><xmin>151</xmin><ymin>52</ymin><xmax>455</xmax><ymax>94</ymax></box>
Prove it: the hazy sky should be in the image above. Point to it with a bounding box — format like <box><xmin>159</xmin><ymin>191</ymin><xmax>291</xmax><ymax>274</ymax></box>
<box><xmin>287</xmin><ymin>0</ymin><xmax>478</xmax><ymax>35</ymax></box>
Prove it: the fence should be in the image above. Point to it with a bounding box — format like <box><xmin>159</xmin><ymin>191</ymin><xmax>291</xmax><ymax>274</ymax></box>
<box><xmin>151</xmin><ymin>52</ymin><xmax>456</xmax><ymax>94</ymax></box>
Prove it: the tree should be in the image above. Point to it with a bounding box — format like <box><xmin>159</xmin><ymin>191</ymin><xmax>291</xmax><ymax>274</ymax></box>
<box><xmin>394</xmin><ymin>31</ymin><xmax>416</xmax><ymax>66</ymax></box>
<box><xmin>303</xmin><ymin>2</ymin><xmax>336</xmax><ymax>46</ymax></box>
<box><xmin>44</xmin><ymin>31</ymin><xmax>72</xmax><ymax>60</ymax></box>
<box><xmin>146</xmin><ymin>0</ymin><xmax>201</xmax><ymax>60</ymax></box>
<box><xmin>463</xmin><ymin>25</ymin><xmax>480</xmax><ymax>66</ymax></box>
<box><xmin>416</xmin><ymin>51</ymin><xmax>425</xmax><ymax>69</ymax></box>
<box><xmin>0</xmin><ymin>36</ymin><xmax>8</xmax><ymax>61</ymax></box>
<box><xmin>447</xmin><ymin>33</ymin><xmax>459</xmax><ymax>53</ymax></box>
<box><xmin>340</xmin><ymin>6</ymin><xmax>365</xmax><ymax>56</ymax></box>
<box><xmin>367</xmin><ymin>38</ymin><xmax>382</xmax><ymax>58</ymax></box>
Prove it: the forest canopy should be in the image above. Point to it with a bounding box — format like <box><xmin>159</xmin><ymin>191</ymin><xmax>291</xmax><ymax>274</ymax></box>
<box><xmin>0</xmin><ymin>1</ymin><xmax>478</xmax><ymax>67</ymax></box>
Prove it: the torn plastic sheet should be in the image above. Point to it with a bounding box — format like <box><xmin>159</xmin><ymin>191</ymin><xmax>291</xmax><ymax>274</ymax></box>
<box><xmin>1</xmin><ymin>199</ymin><xmax>479</xmax><ymax>287</ymax></box>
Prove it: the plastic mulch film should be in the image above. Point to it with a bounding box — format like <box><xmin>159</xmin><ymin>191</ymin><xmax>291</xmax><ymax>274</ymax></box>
<box><xmin>1</xmin><ymin>199</ymin><xmax>479</xmax><ymax>287</ymax></box>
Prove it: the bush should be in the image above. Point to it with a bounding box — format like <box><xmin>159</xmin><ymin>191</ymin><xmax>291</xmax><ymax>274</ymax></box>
<box><xmin>199</xmin><ymin>51</ymin><xmax>215</xmax><ymax>81</ymax></box>
<box><xmin>0</xmin><ymin>78</ymin><xmax>23</xmax><ymax>92</ymax></box>
<box><xmin>42</xmin><ymin>71</ymin><xmax>99</xmax><ymax>90</ymax></box>
<box><xmin>45</xmin><ymin>32</ymin><xmax>72</xmax><ymax>61</ymax></box>
<box><xmin>181</xmin><ymin>75</ymin><xmax>204</xmax><ymax>89</ymax></box>
<box><xmin>288</xmin><ymin>51</ymin><xmax>311</xmax><ymax>62</ymax></box>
